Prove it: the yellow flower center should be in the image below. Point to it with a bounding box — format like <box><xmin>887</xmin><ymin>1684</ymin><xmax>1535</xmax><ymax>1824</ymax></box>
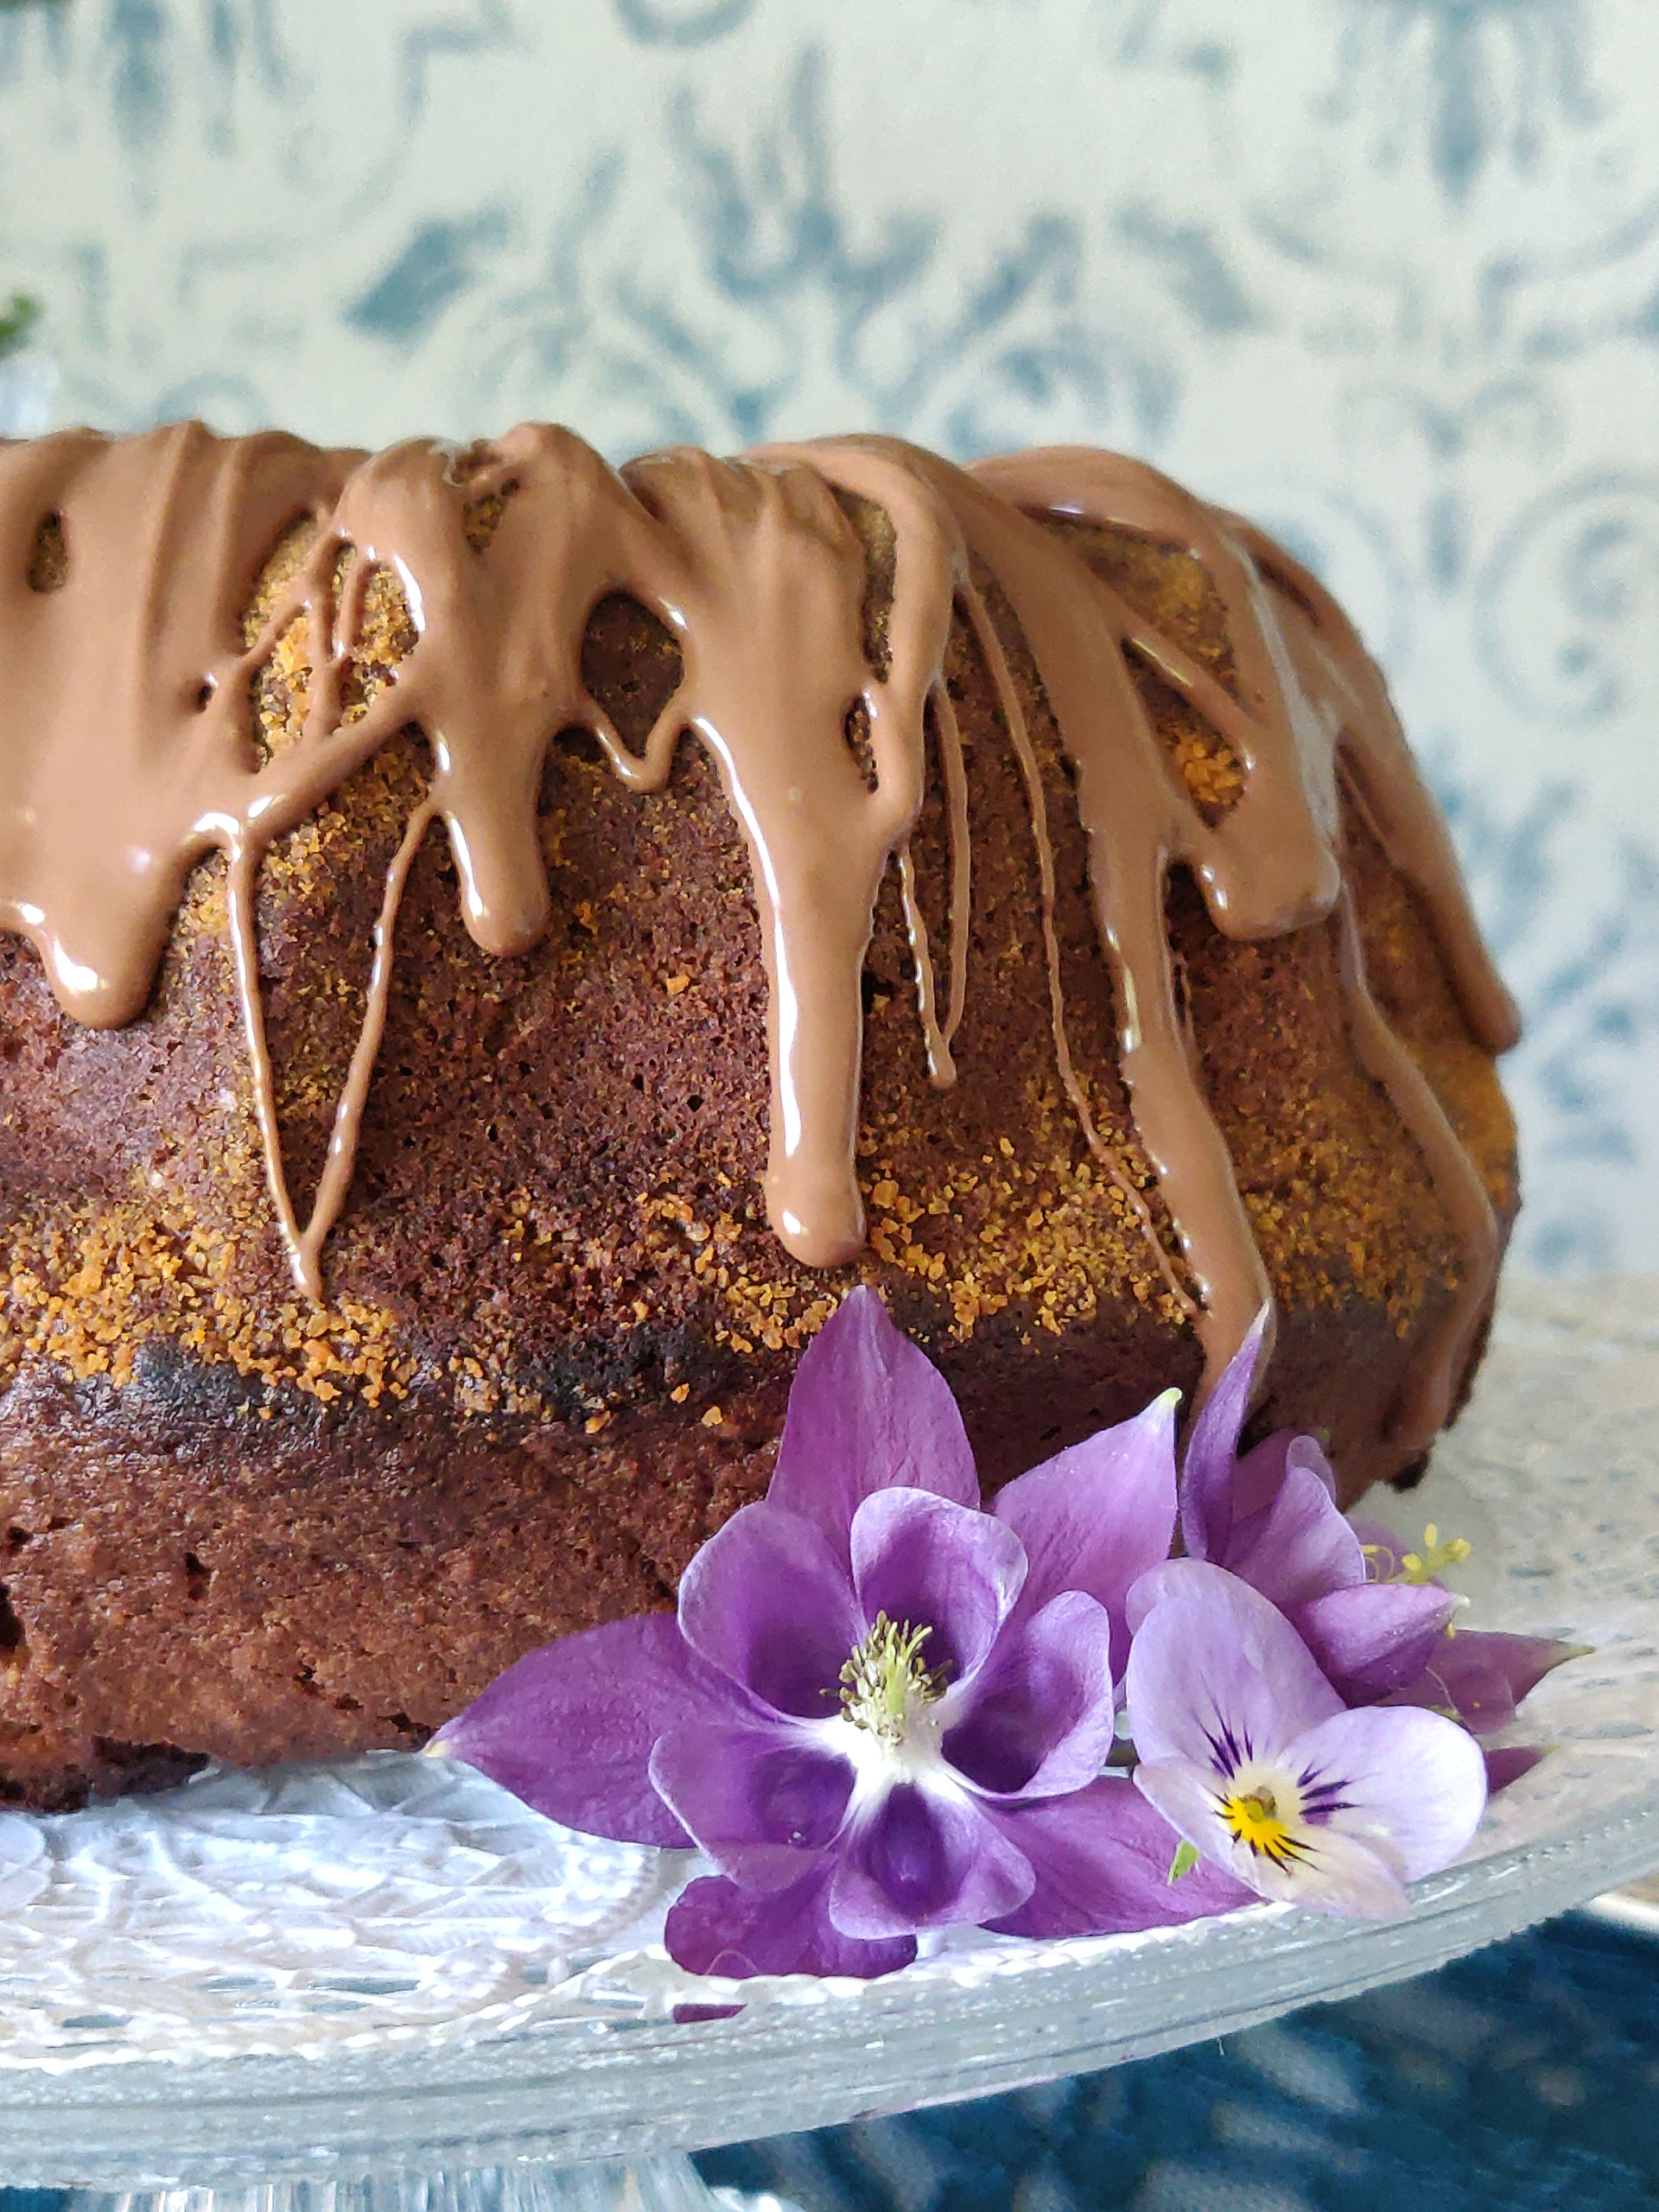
<box><xmin>840</xmin><ymin>1613</ymin><xmax>948</xmax><ymax>1744</ymax></box>
<box><xmin>1220</xmin><ymin>1785</ymin><xmax>1306</xmax><ymax>1866</ymax></box>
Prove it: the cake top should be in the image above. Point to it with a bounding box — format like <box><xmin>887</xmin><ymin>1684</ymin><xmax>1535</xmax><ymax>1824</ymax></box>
<box><xmin>0</xmin><ymin>423</ymin><xmax>1517</xmax><ymax>1440</ymax></box>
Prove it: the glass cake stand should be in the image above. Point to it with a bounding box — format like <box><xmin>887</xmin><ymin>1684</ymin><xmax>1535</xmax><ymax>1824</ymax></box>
<box><xmin>2</xmin><ymin>1277</ymin><xmax>1656</xmax><ymax>2207</ymax></box>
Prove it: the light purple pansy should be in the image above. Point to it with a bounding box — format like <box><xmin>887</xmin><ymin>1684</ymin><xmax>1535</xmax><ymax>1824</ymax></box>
<box><xmin>1175</xmin><ymin>1310</ymin><xmax>1458</xmax><ymax>1703</ymax></box>
<box><xmin>1128</xmin><ymin>1562</ymin><xmax>1488</xmax><ymax>1916</ymax></box>
<box><xmin>434</xmin><ymin>1287</ymin><xmax>1244</xmax><ymax>1980</ymax></box>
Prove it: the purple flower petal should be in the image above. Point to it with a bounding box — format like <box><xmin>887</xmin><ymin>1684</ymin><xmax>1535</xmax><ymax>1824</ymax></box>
<box><xmin>1132</xmin><ymin>1755</ymin><xmax>1412</xmax><ymax>1917</ymax></box>
<box><xmin>677</xmin><ymin>1501</ymin><xmax>862</xmax><ymax>1720</ymax></box>
<box><xmin>1261</xmin><ymin>1828</ymin><xmax>1414</xmax><ymax>1916</ymax></box>
<box><xmin>1126</xmin><ymin>1560</ymin><xmax>1343</xmax><ymax>1769</ymax></box>
<box><xmin>943</xmin><ymin>1591</ymin><xmax>1117</xmax><ymax>1799</ymax></box>
<box><xmin>1284</xmin><ymin>1703</ymin><xmax>1487</xmax><ymax>1881</ymax></box>
<box><xmin>1388</xmin><ymin>1630</ymin><xmax>1585</xmax><ymax>1734</ymax></box>
<box><xmin>829</xmin><ymin>1781</ymin><xmax>1035</xmax><ymax>1938</ymax></box>
<box><xmin>1180</xmin><ymin>1305</ymin><xmax>1270</xmax><ymax>1563</ymax></box>
<box><xmin>1289</xmin><ymin>1580</ymin><xmax>1459</xmax><ymax>1703</ymax></box>
<box><xmin>991</xmin><ymin>1389</ymin><xmax>1179</xmax><ymax>1678</ymax></box>
<box><xmin>665</xmin><ymin>1866</ymin><xmax>917</xmax><ymax>1981</ymax></box>
<box><xmin>1225</xmin><ymin>1452</ymin><xmax>1365</xmax><ymax>1608</ymax></box>
<box><xmin>850</xmin><ymin>1488</ymin><xmax>1027</xmax><ymax>1685</ymax></box>
<box><xmin>649</xmin><ymin>1720</ymin><xmax>853</xmax><ymax>1892</ymax></box>
<box><xmin>430</xmin><ymin>1614</ymin><xmax>721</xmax><ymax>1847</ymax></box>
<box><xmin>982</xmin><ymin>1777</ymin><xmax>1255</xmax><ymax>1937</ymax></box>
<box><xmin>1233</xmin><ymin>1429</ymin><xmax>1336</xmax><ymax>1520</ymax></box>
<box><xmin>766</xmin><ymin>1287</ymin><xmax>979</xmax><ymax>1559</ymax></box>
<box><xmin>1484</xmin><ymin>1744</ymin><xmax>1547</xmax><ymax>1794</ymax></box>
<box><xmin>1124</xmin><ymin>1559</ymin><xmax>1184</xmax><ymax>1636</ymax></box>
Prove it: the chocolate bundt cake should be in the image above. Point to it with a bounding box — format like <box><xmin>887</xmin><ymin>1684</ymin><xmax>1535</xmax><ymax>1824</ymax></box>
<box><xmin>0</xmin><ymin>423</ymin><xmax>1519</xmax><ymax>1808</ymax></box>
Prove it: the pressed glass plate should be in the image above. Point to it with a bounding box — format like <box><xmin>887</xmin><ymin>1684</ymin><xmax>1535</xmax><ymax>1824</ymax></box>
<box><xmin>0</xmin><ymin>1275</ymin><xmax>1656</xmax><ymax>2190</ymax></box>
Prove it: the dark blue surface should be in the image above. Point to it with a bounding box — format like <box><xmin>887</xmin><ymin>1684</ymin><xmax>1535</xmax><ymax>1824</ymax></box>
<box><xmin>1</xmin><ymin>1915</ymin><xmax>1655</xmax><ymax>2204</ymax></box>
<box><xmin>697</xmin><ymin>1915</ymin><xmax>1659</xmax><ymax>2211</ymax></box>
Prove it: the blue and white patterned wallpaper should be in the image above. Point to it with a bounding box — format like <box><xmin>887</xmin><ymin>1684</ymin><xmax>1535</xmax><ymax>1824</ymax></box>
<box><xmin>0</xmin><ymin>0</ymin><xmax>1654</xmax><ymax>1274</ymax></box>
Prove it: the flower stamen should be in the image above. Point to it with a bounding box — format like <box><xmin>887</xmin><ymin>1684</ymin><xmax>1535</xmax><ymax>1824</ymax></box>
<box><xmin>1365</xmin><ymin>1522</ymin><xmax>1472</xmax><ymax>1586</ymax></box>
<box><xmin>840</xmin><ymin>1612</ymin><xmax>949</xmax><ymax>1744</ymax></box>
<box><xmin>1219</xmin><ymin>1783</ymin><xmax>1308</xmax><ymax>1866</ymax></box>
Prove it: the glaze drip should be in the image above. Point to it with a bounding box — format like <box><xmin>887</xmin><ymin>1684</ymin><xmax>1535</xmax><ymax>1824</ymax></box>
<box><xmin>0</xmin><ymin>422</ymin><xmax>1518</xmax><ymax>1440</ymax></box>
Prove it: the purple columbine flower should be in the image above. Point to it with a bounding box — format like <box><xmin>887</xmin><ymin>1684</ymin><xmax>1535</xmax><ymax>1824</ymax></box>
<box><xmin>1173</xmin><ymin>1321</ymin><xmax>1580</xmax><ymax>1777</ymax></box>
<box><xmin>1128</xmin><ymin>1561</ymin><xmax>1488</xmax><ymax>1916</ymax></box>
<box><xmin>1350</xmin><ymin>1516</ymin><xmax>1586</xmax><ymax>1755</ymax></box>
<box><xmin>1386</xmin><ymin>1630</ymin><xmax>1584</xmax><ymax>1734</ymax></box>
<box><xmin>1173</xmin><ymin>1310</ymin><xmax>1457</xmax><ymax>1702</ymax></box>
<box><xmin>432</xmin><ymin>1287</ymin><xmax>1246</xmax><ymax>1980</ymax></box>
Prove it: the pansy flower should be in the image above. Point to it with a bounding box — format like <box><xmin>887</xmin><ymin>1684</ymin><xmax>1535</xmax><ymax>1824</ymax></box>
<box><xmin>1128</xmin><ymin>1562</ymin><xmax>1488</xmax><ymax>1916</ymax></box>
<box><xmin>434</xmin><ymin>1288</ymin><xmax>1247</xmax><ymax>1980</ymax></box>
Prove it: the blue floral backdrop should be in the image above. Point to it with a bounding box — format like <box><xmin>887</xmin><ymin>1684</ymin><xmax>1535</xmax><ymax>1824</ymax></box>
<box><xmin>0</xmin><ymin>0</ymin><xmax>1654</xmax><ymax>1272</ymax></box>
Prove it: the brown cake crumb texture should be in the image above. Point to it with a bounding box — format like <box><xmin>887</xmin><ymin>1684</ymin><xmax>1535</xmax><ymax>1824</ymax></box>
<box><xmin>0</xmin><ymin>492</ymin><xmax>1517</xmax><ymax>1805</ymax></box>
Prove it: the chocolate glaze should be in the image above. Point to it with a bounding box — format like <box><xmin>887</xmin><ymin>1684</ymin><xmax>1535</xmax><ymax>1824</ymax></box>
<box><xmin>0</xmin><ymin>422</ymin><xmax>1519</xmax><ymax>1447</ymax></box>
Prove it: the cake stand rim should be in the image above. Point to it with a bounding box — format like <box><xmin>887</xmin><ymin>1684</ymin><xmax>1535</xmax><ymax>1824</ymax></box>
<box><xmin>0</xmin><ymin>1798</ymin><xmax>1655</xmax><ymax>2188</ymax></box>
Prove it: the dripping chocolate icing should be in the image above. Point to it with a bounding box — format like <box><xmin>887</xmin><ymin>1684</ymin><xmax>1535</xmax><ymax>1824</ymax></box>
<box><xmin>0</xmin><ymin>421</ymin><xmax>1519</xmax><ymax>1449</ymax></box>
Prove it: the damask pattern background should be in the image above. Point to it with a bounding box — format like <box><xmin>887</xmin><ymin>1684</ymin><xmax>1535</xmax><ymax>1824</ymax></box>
<box><xmin>0</xmin><ymin>0</ymin><xmax>1653</xmax><ymax>1269</ymax></box>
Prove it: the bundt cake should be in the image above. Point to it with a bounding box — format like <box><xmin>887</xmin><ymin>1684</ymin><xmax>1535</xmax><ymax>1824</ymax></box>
<box><xmin>0</xmin><ymin>423</ymin><xmax>1519</xmax><ymax>1808</ymax></box>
